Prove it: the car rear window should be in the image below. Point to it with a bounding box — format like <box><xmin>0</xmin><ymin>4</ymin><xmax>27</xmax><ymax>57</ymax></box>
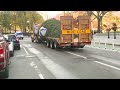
<box><xmin>8</xmin><ymin>35</ymin><xmax>16</xmax><ymax>40</ymax></box>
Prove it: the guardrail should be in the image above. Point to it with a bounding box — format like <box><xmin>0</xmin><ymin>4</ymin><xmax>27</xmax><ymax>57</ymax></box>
<box><xmin>91</xmin><ymin>38</ymin><xmax>120</xmax><ymax>51</ymax></box>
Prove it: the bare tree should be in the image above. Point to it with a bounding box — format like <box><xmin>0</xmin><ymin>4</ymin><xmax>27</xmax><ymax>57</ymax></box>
<box><xmin>86</xmin><ymin>11</ymin><xmax>109</xmax><ymax>33</ymax></box>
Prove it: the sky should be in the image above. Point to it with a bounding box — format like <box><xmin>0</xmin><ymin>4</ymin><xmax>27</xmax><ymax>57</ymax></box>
<box><xmin>37</xmin><ymin>11</ymin><xmax>62</xmax><ymax>20</ymax></box>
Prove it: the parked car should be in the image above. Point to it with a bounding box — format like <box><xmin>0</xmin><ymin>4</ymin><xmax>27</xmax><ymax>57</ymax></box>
<box><xmin>15</xmin><ymin>31</ymin><xmax>24</xmax><ymax>40</ymax></box>
<box><xmin>0</xmin><ymin>33</ymin><xmax>10</xmax><ymax>78</ymax></box>
<box><xmin>4</xmin><ymin>34</ymin><xmax>14</xmax><ymax>57</ymax></box>
<box><xmin>7</xmin><ymin>34</ymin><xmax>20</xmax><ymax>50</ymax></box>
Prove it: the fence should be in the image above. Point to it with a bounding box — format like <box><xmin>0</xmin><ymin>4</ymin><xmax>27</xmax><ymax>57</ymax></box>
<box><xmin>90</xmin><ymin>38</ymin><xmax>120</xmax><ymax>51</ymax></box>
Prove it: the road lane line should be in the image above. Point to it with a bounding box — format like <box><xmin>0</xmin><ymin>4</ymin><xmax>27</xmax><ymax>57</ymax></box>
<box><xmin>94</xmin><ymin>61</ymin><xmax>120</xmax><ymax>71</ymax></box>
<box><xmin>65</xmin><ymin>51</ymin><xmax>87</xmax><ymax>59</ymax></box>
<box><xmin>28</xmin><ymin>47</ymin><xmax>78</xmax><ymax>79</ymax></box>
<box><xmin>38</xmin><ymin>74</ymin><xmax>44</xmax><ymax>79</ymax></box>
<box><xmin>23</xmin><ymin>47</ymin><xmax>29</xmax><ymax>55</ymax></box>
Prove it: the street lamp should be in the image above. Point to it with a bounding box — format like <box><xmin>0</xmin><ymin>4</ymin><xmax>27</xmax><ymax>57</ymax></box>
<box><xmin>111</xmin><ymin>23</ymin><xmax>117</xmax><ymax>39</ymax></box>
<box><xmin>103</xmin><ymin>24</ymin><xmax>110</xmax><ymax>39</ymax></box>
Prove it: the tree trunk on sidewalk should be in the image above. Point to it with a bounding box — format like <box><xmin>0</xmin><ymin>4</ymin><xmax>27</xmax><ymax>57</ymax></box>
<box><xmin>98</xmin><ymin>18</ymin><xmax>101</xmax><ymax>33</ymax></box>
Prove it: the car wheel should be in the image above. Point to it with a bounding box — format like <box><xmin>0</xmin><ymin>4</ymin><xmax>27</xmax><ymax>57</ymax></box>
<box><xmin>18</xmin><ymin>46</ymin><xmax>21</xmax><ymax>50</ymax></box>
<box><xmin>10</xmin><ymin>51</ymin><xmax>14</xmax><ymax>57</ymax></box>
<box><xmin>0</xmin><ymin>65</ymin><xmax>9</xmax><ymax>78</ymax></box>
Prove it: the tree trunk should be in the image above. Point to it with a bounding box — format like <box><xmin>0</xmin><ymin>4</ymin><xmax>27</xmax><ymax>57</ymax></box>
<box><xmin>98</xmin><ymin>17</ymin><xmax>101</xmax><ymax>33</ymax></box>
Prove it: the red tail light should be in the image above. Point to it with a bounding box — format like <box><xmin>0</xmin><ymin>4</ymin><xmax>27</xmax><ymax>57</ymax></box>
<box><xmin>0</xmin><ymin>48</ymin><xmax>4</xmax><ymax>58</ymax></box>
<box><xmin>16</xmin><ymin>38</ymin><xmax>19</xmax><ymax>43</ymax></box>
<box><xmin>0</xmin><ymin>48</ymin><xmax>3</xmax><ymax>54</ymax></box>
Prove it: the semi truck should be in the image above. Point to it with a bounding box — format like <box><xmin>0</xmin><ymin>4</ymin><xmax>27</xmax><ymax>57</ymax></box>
<box><xmin>31</xmin><ymin>15</ymin><xmax>92</xmax><ymax>49</ymax></box>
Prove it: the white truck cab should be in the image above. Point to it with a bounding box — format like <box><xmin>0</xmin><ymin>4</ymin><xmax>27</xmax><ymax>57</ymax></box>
<box><xmin>15</xmin><ymin>31</ymin><xmax>24</xmax><ymax>40</ymax></box>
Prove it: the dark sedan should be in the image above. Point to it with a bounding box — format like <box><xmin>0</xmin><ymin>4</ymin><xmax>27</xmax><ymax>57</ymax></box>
<box><xmin>7</xmin><ymin>34</ymin><xmax>20</xmax><ymax>50</ymax></box>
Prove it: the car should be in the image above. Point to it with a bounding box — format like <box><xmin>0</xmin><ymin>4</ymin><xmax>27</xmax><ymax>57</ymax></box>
<box><xmin>0</xmin><ymin>33</ymin><xmax>10</xmax><ymax>78</ymax></box>
<box><xmin>7</xmin><ymin>34</ymin><xmax>20</xmax><ymax>50</ymax></box>
<box><xmin>4</xmin><ymin>34</ymin><xmax>14</xmax><ymax>57</ymax></box>
<box><xmin>15</xmin><ymin>31</ymin><xmax>24</xmax><ymax>40</ymax></box>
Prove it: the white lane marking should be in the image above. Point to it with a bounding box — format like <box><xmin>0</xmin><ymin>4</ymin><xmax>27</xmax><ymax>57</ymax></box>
<box><xmin>30</xmin><ymin>61</ymin><xmax>35</xmax><ymax>67</ymax></box>
<box><xmin>28</xmin><ymin>48</ymin><xmax>40</xmax><ymax>54</ymax></box>
<box><xmin>28</xmin><ymin>48</ymin><xmax>78</xmax><ymax>79</ymax></box>
<box><xmin>25</xmin><ymin>56</ymin><xmax>35</xmax><ymax>58</ymax></box>
<box><xmin>29</xmin><ymin>61</ymin><xmax>45</xmax><ymax>79</ymax></box>
<box><xmin>20</xmin><ymin>45</ymin><xmax>22</xmax><ymax>48</ymax></box>
<box><xmin>34</xmin><ymin>66</ymin><xmax>38</xmax><ymax>69</ymax></box>
<box><xmin>14</xmin><ymin>55</ymin><xmax>25</xmax><ymax>57</ymax></box>
<box><xmin>38</xmin><ymin>74</ymin><xmax>44</xmax><ymax>79</ymax></box>
<box><xmin>65</xmin><ymin>51</ymin><xmax>87</xmax><ymax>59</ymax></box>
<box><xmin>23</xmin><ymin>47</ymin><xmax>29</xmax><ymax>55</ymax></box>
<box><xmin>90</xmin><ymin>55</ymin><xmax>120</xmax><ymax>66</ymax></box>
<box><xmin>22</xmin><ymin>44</ymin><xmax>32</xmax><ymax>48</ymax></box>
<box><xmin>94</xmin><ymin>61</ymin><xmax>120</xmax><ymax>71</ymax></box>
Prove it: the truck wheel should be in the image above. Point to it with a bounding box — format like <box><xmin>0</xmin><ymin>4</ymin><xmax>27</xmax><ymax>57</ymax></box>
<box><xmin>32</xmin><ymin>40</ymin><xmax>34</xmax><ymax>42</ymax></box>
<box><xmin>0</xmin><ymin>65</ymin><xmax>9</xmax><ymax>78</ymax></box>
<box><xmin>46</xmin><ymin>40</ymin><xmax>50</xmax><ymax>48</ymax></box>
<box><xmin>50</xmin><ymin>40</ymin><xmax>54</xmax><ymax>49</ymax></box>
<box><xmin>80</xmin><ymin>45</ymin><xmax>85</xmax><ymax>48</ymax></box>
<box><xmin>54</xmin><ymin>41</ymin><xmax>58</xmax><ymax>49</ymax></box>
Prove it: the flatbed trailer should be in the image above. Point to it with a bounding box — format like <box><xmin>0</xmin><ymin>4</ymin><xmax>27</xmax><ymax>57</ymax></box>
<box><xmin>45</xmin><ymin>16</ymin><xmax>92</xmax><ymax>49</ymax></box>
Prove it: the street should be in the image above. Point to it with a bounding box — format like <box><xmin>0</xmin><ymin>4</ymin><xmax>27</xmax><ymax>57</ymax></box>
<box><xmin>7</xmin><ymin>36</ymin><xmax>120</xmax><ymax>79</ymax></box>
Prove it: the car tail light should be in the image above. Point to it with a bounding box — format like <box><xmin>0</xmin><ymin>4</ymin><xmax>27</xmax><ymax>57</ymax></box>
<box><xmin>0</xmin><ymin>48</ymin><xmax>4</xmax><ymax>58</ymax></box>
<box><xmin>16</xmin><ymin>38</ymin><xmax>19</xmax><ymax>43</ymax></box>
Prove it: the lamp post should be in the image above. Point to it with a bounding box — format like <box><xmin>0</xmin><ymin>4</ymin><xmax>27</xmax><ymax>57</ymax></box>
<box><xmin>111</xmin><ymin>23</ymin><xmax>117</xmax><ymax>39</ymax></box>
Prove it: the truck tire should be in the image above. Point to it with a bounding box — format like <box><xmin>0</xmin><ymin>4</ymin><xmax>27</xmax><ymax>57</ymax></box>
<box><xmin>80</xmin><ymin>45</ymin><xmax>85</xmax><ymax>48</ymax></box>
<box><xmin>32</xmin><ymin>39</ymin><xmax>34</xmax><ymax>42</ymax></box>
<box><xmin>46</xmin><ymin>40</ymin><xmax>50</xmax><ymax>48</ymax></box>
<box><xmin>50</xmin><ymin>40</ymin><xmax>54</xmax><ymax>49</ymax></box>
<box><xmin>0</xmin><ymin>65</ymin><xmax>9</xmax><ymax>78</ymax></box>
<box><xmin>54</xmin><ymin>41</ymin><xmax>58</xmax><ymax>49</ymax></box>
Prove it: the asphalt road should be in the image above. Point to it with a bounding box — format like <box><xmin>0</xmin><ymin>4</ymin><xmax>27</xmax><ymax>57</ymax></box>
<box><xmin>7</xmin><ymin>37</ymin><xmax>120</xmax><ymax>79</ymax></box>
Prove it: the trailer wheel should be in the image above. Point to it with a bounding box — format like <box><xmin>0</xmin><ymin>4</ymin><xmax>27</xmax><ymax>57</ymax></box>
<box><xmin>50</xmin><ymin>40</ymin><xmax>54</xmax><ymax>49</ymax></box>
<box><xmin>80</xmin><ymin>45</ymin><xmax>85</xmax><ymax>48</ymax></box>
<box><xmin>46</xmin><ymin>40</ymin><xmax>50</xmax><ymax>48</ymax></box>
<box><xmin>32</xmin><ymin>39</ymin><xmax>34</xmax><ymax>42</ymax></box>
<box><xmin>54</xmin><ymin>41</ymin><xmax>58</xmax><ymax>49</ymax></box>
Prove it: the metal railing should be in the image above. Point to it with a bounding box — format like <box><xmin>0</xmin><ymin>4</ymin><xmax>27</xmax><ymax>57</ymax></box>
<box><xmin>90</xmin><ymin>38</ymin><xmax>120</xmax><ymax>51</ymax></box>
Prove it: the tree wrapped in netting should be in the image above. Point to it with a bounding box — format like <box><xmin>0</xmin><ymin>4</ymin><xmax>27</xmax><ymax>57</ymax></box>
<box><xmin>41</xmin><ymin>18</ymin><xmax>61</xmax><ymax>38</ymax></box>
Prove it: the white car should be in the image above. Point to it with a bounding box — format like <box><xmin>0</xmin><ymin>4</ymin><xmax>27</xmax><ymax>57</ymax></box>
<box><xmin>15</xmin><ymin>31</ymin><xmax>24</xmax><ymax>40</ymax></box>
<box><xmin>4</xmin><ymin>34</ymin><xmax>14</xmax><ymax>57</ymax></box>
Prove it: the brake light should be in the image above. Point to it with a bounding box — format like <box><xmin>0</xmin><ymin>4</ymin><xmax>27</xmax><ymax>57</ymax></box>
<box><xmin>0</xmin><ymin>48</ymin><xmax>4</xmax><ymax>58</ymax></box>
<box><xmin>16</xmin><ymin>38</ymin><xmax>19</xmax><ymax>43</ymax></box>
<box><xmin>0</xmin><ymin>48</ymin><xmax>3</xmax><ymax>54</ymax></box>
